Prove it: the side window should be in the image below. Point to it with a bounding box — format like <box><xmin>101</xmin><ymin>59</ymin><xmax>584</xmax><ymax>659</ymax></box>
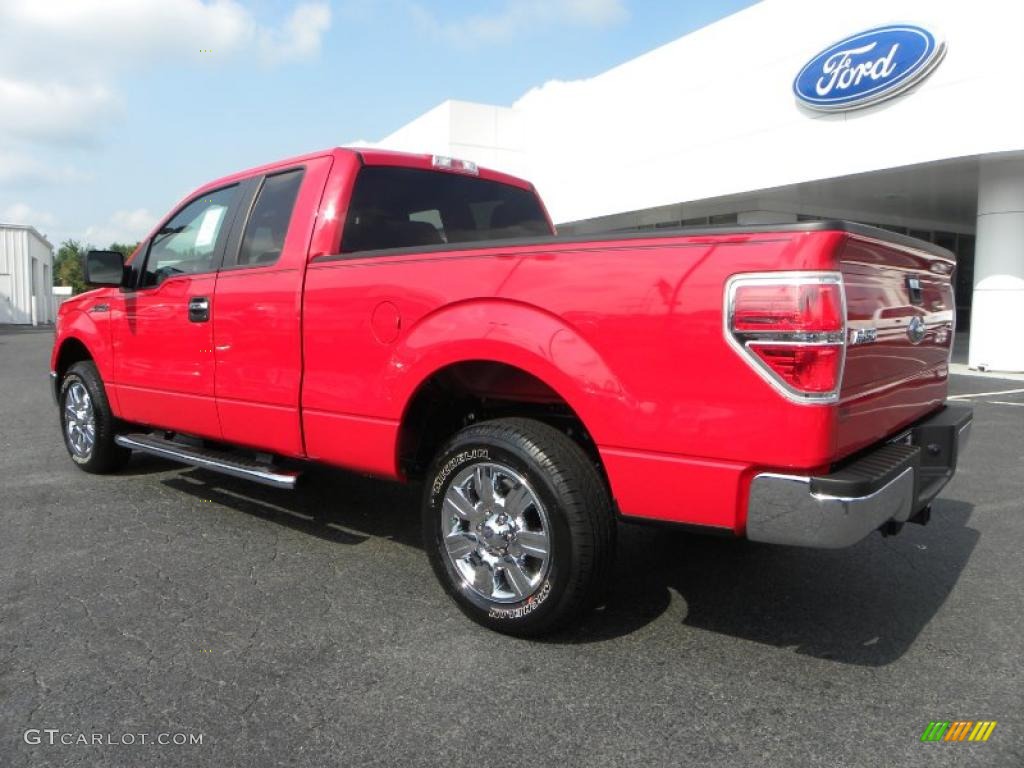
<box><xmin>141</xmin><ymin>185</ymin><xmax>238</xmax><ymax>288</ymax></box>
<box><xmin>237</xmin><ymin>170</ymin><xmax>304</xmax><ymax>267</ymax></box>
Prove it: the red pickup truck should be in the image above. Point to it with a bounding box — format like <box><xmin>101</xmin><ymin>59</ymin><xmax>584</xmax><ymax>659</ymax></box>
<box><xmin>52</xmin><ymin>147</ymin><xmax>972</xmax><ymax>635</ymax></box>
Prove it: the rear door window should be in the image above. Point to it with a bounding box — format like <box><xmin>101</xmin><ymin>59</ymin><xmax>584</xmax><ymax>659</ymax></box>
<box><xmin>341</xmin><ymin>167</ymin><xmax>550</xmax><ymax>254</ymax></box>
<box><xmin>236</xmin><ymin>169</ymin><xmax>304</xmax><ymax>267</ymax></box>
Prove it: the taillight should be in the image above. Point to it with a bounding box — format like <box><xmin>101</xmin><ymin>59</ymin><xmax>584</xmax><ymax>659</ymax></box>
<box><xmin>725</xmin><ymin>272</ymin><xmax>846</xmax><ymax>403</ymax></box>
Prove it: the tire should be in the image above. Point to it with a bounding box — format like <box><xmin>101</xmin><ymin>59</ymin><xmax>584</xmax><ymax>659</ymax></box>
<box><xmin>422</xmin><ymin>417</ymin><xmax>615</xmax><ymax>636</ymax></box>
<box><xmin>59</xmin><ymin>361</ymin><xmax>131</xmax><ymax>474</ymax></box>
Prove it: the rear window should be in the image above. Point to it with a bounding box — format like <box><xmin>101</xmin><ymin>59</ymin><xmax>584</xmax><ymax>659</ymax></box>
<box><xmin>341</xmin><ymin>166</ymin><xmax>550</xmax><ymax>254</ymax></box>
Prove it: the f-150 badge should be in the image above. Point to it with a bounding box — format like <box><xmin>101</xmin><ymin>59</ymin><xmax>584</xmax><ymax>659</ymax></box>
<box><xmin>849</xmin><ymin>327</ymin><xmax>878</xmax><ymax>345</ymax></box>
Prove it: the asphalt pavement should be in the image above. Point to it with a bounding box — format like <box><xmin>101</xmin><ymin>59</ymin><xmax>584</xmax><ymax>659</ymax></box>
<box><xmin>1</xmin><ymin>326</ymin><xmax>1021</xmax><ymax>767</ymax></box>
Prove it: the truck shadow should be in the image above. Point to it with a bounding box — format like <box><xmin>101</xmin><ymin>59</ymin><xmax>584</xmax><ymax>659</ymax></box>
<box><xmin>155</xmin><ymin>458</ymin><xmax>977</xmax><ymax>666</ymax></box>
<box><xmin>159</xmin><ymin>462</ymin><xmax>424</xmax><ymax>548</ymax></box>
<box><xmin>567</xmin><ymin>498</ymin><xmax>978</xmax><ymax>665</ymax></box>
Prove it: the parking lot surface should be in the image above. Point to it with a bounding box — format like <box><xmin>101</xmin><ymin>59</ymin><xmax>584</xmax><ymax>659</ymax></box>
<box><xmin>1</xmin><ymin>327</ymin><xmax>1021</xmax><ymax>767</ymax></box>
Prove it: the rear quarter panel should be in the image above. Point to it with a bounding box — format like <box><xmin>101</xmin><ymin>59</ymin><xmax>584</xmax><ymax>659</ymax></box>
<box><xmin>301</xmin><ymin>230</ymin><xmax>850</xmax><ymax>526</ymax></box>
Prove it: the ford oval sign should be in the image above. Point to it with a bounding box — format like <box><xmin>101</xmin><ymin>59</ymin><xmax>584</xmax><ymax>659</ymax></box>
<box><xmin>794</xmin><ymin>25</ymin><xmax>946</xmax><ymax>112</ymax></box>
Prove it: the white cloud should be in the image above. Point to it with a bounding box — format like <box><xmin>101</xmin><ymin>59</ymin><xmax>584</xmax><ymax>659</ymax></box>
<box><xmin>0</xmin><ymin>149</ymin><xmax>90</xmax><ymax>186</ymax></box>
<box><xmin>83</xmin><ymin>208</ymin><xmax>159</xmax><ymax>247</ymax></box>
<box><xmin>1</xmin><ymin>202</ymin><xmax>57</xmax><ymax>227</ymax></box>
<box><xmin>260</xmin><ymin>3</ymin><xmax>333</xmax><ymax>63</ymax></box>
<box><xmin>415</xmin><ymin>0</ymin><xmax>627</xmax><ymax>43</ymax></box>
<box><xmin>0</xmin><ymin>1</ymin><xmax>332</xmax><ymax>153</ymax></box>
<box><xmin>0</xmin><ymin>78</ymin><xmax>115</xmax><ymax>146</ymax></box>
<box><xmin>0</xmin><ymin>1</ymin><xmax>332</xmax><ymax>72</ymax></box>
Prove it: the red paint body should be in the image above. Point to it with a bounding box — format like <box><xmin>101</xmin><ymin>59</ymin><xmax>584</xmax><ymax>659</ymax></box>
<box><xmin>52</xmin><ymin>148</ymin><xmax>956</xmax><ymax>535</ymax></box>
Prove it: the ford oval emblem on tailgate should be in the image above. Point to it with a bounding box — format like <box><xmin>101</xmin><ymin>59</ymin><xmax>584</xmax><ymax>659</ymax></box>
<box><xmin>793</xmin><ymin>25</ymin><xmax>946</xmax><ymax>112</ymax></box>
<box><xmin>907</xmin><ymin>316</ymin><xmax>927</xmax><ymax>345</ymax></box>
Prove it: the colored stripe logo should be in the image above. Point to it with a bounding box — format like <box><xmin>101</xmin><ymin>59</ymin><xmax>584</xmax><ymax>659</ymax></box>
<box><xmin>921</xmin><ymin>721</ymin><xmax>997</xmax><ymax>742</ymax></box>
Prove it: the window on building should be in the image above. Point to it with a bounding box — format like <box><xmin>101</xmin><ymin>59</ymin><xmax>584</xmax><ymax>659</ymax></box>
<box><xmin>340</xmin><ymin>167</ymin><xmax>550</xmax><ymax>254</ymax></box>
<box><xmin>141</xmin><ymin>185</ymin><xmax>239</xmax><ymax>287</ymax></box>
<box><xmin>953</xmin><ymin>233</ymin><xmax>975</xmax><ymax>330</ymax></box>
<box><xmin>237</xmin><ymin>170</ymin><xmax>304</xmax><ymax>267</ymax></box>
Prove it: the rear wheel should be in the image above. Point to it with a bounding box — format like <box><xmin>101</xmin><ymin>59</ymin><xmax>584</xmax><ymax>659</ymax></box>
<box><xmin>422</xmin><ymin>417</ymin><xmax>615</xmax><ymax>636</ymax></box>
<box><xmin>59</xmin><ymin>361</ymin><xmax>130</xmax><ymax>474</ymax></box>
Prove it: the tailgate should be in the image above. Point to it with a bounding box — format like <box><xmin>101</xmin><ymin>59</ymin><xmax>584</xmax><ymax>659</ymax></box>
<box><xmin>836</xmin><ymin>233</ymin><xmax>957</xmax><ymax>459</ymax></box>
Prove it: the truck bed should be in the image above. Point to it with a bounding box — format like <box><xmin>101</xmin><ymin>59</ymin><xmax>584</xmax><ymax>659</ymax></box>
<box><xmin>303</xmin><ymin>219</ymin><xmax>955</xmax><ymax>528</ymax></box>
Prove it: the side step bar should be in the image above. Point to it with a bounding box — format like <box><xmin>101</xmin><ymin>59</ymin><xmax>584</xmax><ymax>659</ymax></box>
<box><xmin>114</xmin><ymin>433</ymin><xmax>300</xmax><ymax>490</ymax></box>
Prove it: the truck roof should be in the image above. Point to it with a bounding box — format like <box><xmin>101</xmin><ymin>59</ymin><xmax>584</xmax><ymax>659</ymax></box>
<box><xmin>194</xmin><ymin>147</ymin><xmax>536</xmax><ymax>200</ymax></box>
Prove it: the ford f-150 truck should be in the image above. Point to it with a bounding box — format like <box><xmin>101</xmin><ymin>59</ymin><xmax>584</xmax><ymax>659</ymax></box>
<box><xmin>52</xmin><ymin>147</ymin><xmax>972</xmax><ymax>635</ymax></box>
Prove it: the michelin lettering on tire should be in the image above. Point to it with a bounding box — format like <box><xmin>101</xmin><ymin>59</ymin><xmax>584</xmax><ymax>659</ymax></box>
<box><xmin>430</xmin><ymin>448</ymin><xmax>489</xmax><ymax>498</ymax></box>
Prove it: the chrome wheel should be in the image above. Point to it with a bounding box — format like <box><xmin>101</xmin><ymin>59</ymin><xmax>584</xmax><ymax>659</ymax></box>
<box><xmin>441</xmin><ymin>462</ymin><xmax>552</xmax><ymax>604</ymax></box>
<box><xmin>64</xmin><ymin>381</ymin><xmax>96</xmax><ymax>459</ymax></box>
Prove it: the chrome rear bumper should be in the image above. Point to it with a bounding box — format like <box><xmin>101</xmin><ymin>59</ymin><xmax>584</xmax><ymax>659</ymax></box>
<box><xmin>746</xmin><ymin>403</ymin><xmax>973</xmax><ymax>548</ymax></box>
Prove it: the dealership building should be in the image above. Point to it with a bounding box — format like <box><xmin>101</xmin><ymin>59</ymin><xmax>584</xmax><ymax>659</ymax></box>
<box><xmin>365</xmin><ymin>0</ymin><xmax>1024</xmax><ymax>372</ymax></box>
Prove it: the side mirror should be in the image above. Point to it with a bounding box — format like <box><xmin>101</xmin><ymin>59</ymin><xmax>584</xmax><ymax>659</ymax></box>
<box><xmin>83</xmin><ymin>250</ymin><xmax>126</xmax><ymax>287</ymax></box>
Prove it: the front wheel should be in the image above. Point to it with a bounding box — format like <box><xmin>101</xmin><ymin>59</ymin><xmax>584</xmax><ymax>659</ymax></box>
<box><xmin>423</xmin><ymin>418</ymin><xmax>615</xmax><ymax>636</ymax></box>
<box><xmin>59</xmin><ymin>361</ymin><xmax>131</xmax><ymax>474</ymax></box>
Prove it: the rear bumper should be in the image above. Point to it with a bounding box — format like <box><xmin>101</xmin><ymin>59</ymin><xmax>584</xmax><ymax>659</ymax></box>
<box><xmin>746</xmin><ymin>403</ymin><xmax>972</xmax><ymax>548</ymax></box>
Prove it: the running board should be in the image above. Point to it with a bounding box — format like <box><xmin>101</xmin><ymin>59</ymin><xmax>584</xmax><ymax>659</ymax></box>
<box><xmin>114</xmin><ymin>433</ymin><xmax>300</xmax><ymax>490</ymax></box>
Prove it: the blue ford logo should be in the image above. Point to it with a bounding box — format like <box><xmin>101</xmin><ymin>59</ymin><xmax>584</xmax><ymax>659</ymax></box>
<box><xmin>794</xmin><ymin>25</ymin><xmax>946</xmax><ymax>111</ymax></box>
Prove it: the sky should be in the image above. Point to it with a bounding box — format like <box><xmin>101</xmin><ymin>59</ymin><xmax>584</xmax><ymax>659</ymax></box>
<box><xmin>0</xmin><ymin>0</ymin><xmax>758</xmax><ymax>248</ymax></box>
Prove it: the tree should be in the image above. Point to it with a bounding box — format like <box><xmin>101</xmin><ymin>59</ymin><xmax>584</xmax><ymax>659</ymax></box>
<box><xmin>52</xmin><ymin>240</ymin><xmax>140</xmax><ymax>294</ymax></box>
<box><xmin>108</xmin><ymin>242</ymin><xmax>140</xmax><ymax>260</ymax></box>
<box><xmin>54</xmin><ymin>239</ymin><xmax>88</xmax><ymax>294</ymax></box>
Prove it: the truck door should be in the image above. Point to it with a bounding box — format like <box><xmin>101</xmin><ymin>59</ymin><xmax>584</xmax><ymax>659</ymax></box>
<box><xmin>212</xmin><ymin>157</ymin><xmax>332</xmax><ymax>457</ymax></box>
<box><xmin>110</xmin><ymin>183</ymin><xmax>248</xmax><ymax>438</ymax></box>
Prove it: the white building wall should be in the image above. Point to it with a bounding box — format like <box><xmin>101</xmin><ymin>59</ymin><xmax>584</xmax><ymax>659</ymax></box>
<box><xmin>0</xmin><ymin>228</ymin><xmax>29</xmax><ymax>324</ymax></box>
<box><xmin>0</xmin><ymin>225</ymin><xmax>55</xmax><ymax>325</ymax></box>
<box><xmin>517</xmin><ymin>0</ymin><xmax>1023</xmax><ymax>223</ymax></box>
<box><xmin>52</xmin><ymin>286</ymin><xmax>73</xmax><ymax>314</ymax></box>
<box><xmin>0</xmin><ymin>229</ymin><xmax>17</xmax><ymax>324</ymax></box>
<box><xmin>369</xmin><ymin>100</ymin><xmax>528</xmax><ymax>182</ymax></box>
<box><xmin>969</xmin><ymin>156</ymin><xmax>1024</xmax><ymax>372</ymax></box>
<box><xmin>27</xmin><ymin>229</ymin><xmax>55</xmax><ymax>323</ymax></box>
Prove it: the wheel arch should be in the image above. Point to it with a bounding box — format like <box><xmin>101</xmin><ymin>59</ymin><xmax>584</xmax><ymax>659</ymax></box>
<box><xmin>53</xmin><ymin>308</ymin><xmax>116</xmax><ymax>411</ymax></box>
<box><xmin>55</xmin><ymin>336</ymin><xmax>95</xmax><ymax>381</ymax></box>
<box><xmin>388</xmin><ymin>299</ymin><xmax>629</xmax><ymax>478</ymax></box>
<box><xmin>396</xmin><ymin>359</ymin><xmax>604</xmax><ymax>477</ymax></box>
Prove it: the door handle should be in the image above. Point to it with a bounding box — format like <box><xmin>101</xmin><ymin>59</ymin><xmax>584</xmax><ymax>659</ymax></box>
<box><xmin>188</xmin><ymin>296</ymin><xmax>210</xmax><ymax>322</ymax></box>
